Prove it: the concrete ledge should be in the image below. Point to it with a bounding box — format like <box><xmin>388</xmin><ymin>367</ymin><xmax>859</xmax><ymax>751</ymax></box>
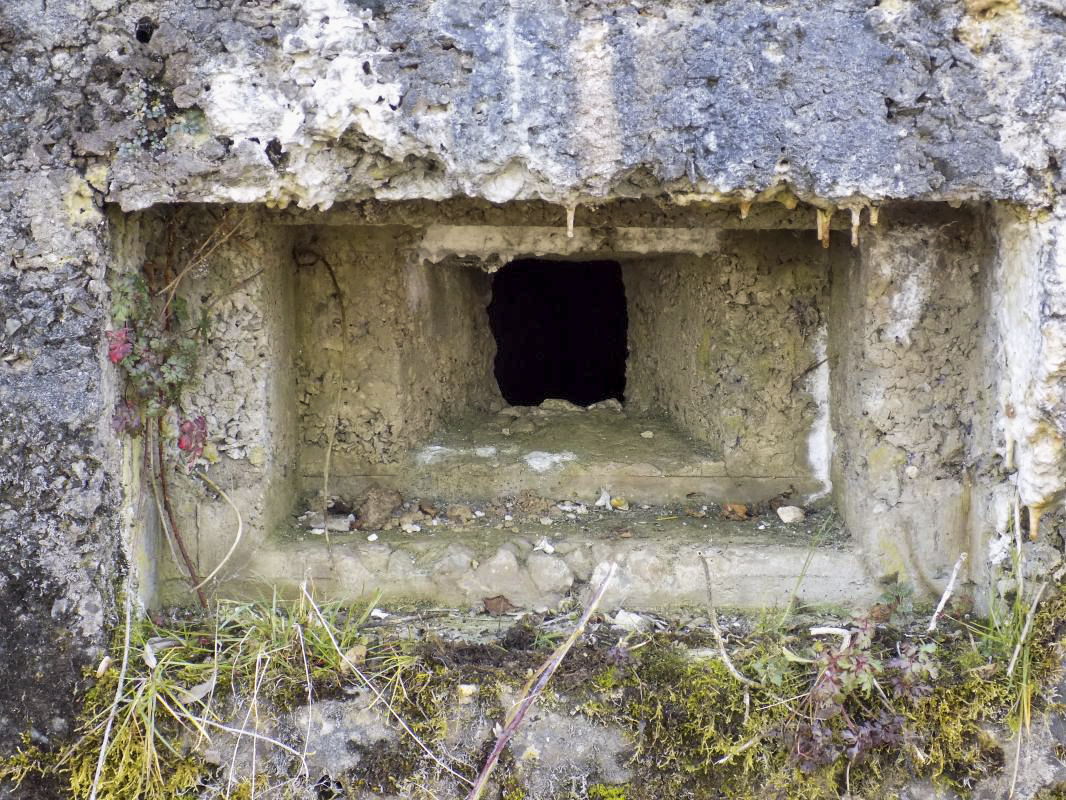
<box><xmin>184</xmin><ymin>514</ymin><xmax>878</xmax><ymax>613</ymax></box>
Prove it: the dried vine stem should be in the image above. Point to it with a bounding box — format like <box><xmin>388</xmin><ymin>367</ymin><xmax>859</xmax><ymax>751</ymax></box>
<box><xmin>155</xmin><ymin>419</ymin><xmax>207</xmax><ymax>608</ymax></box>
<box><xmin>319</xmin><ymin>254</ymin><xmax>348</xmax><ymax>559</ymax></box>
<box><xmin>191</xmin><ymin>471</ymin><xmax>243</xmax><ymax>591</ymax></box>
<box><xmin>700</xmin><ymin>552</ymin><xmax>759</xmax><ymax>688</ymax></box>
<box><xmin>158</xmin><ymin>208</ymin><xmax>251</xmax><ymax>313</ymax></box>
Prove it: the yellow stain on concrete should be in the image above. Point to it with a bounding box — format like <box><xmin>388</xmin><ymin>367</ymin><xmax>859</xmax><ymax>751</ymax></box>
<box><xmin>63</xmin><ymin>175</ymin><xmax>103</xmax><ymax>225</ymax></box>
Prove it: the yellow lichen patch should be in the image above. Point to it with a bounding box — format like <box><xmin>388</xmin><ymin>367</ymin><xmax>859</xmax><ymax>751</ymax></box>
<box><xmin>84</xmin><ymin>164</ymin><xmax>110</xmax><ymax>193</ymax></box>
<box><xmin>63</xmin><ymin>175</ymin><xmax>102</xmax><ymax>226</ymax></box>
<box><xmin>964</xmin><ymin>0</ymin><xmax>1018</xmax><ymax>16</ymax></box>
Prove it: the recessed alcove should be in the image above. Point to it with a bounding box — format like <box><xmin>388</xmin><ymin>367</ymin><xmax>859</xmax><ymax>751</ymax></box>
<box><xmin>115</xmin><ymin>200</ymin><xmax>995</xmax><ymax>612</ymax></box>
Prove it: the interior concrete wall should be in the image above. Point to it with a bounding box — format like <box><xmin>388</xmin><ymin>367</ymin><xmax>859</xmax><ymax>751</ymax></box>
<box><xmin>140</xmin><ymin>210</ymin><xmax>299</xmax><ymax>599</ymax></box>
<box><xmin>624</xmin><ymin>231</ymin><xmax>834</xmax><ymax>495</ymax></box>
<box><xmin>829</xmin><ymin>207</ymin><xmax>991</xmax><ymax>592</ymax></box>
<box><xmin>126</xmin><ymin>202</ymin><xmax>1038</xmax><ymax>610</ymax></box>
<box><xmin>293</xmin><ymin>225</ymin><xmax>499</xmax><ymax>501</ymax></box>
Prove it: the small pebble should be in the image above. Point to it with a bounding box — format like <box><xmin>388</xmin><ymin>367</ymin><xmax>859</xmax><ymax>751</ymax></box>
<box><xmin>539</xmin><ymin>516</ymin><xmax>553</xmax><ymax>526</ymax></box>
<box><xmin>367</xmin><ymin>533</ymin><xmax>379</xmax><ymax>541</ymax></box>
<box><xmin>776</xmin><ymin>506</ymin><xmax>805</xmax><ymax>524</ymax></box>
<box><xmin>640</xmin><ymin>430</ymin><xmax>654</xmax><ymax>439</ymax></box>
<box><xmin>400</xmin><ymin>522</ymin><xmax>421</xmax><ymax>533</ymax></box>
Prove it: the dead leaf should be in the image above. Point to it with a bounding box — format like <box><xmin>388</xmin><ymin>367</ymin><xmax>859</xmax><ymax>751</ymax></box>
<box><xmin>721</xmin><ymin>503</ymin><xmax>750</xmax><ymax>521</ymax></box>
<box><xmin>866</xmin><ymin>603</ymin><xmax>893</xmax><ymax>623</ymax></box>
<box><xmin>418</xmin><ymin>500</ymin><xmax>439</xmax><ymax>516</ymax></box>
<box><xmin>483</xmin><ymin>595</ymin><xmax>519</xmax><ymax>615</ymax></box>
<box><xmin>684</xmin><ymin>506</ymin><xmax>707</xmax><ymax>519</ymax></box>
<box><xmin>339</xmin><ymin>643</ymin><xmax>368</xmax><ymax>673</ymax></box>
<box><xmin>176</xmin><ymin>675</ymin><xmax>217</xmax><ymax>705</ymax></box>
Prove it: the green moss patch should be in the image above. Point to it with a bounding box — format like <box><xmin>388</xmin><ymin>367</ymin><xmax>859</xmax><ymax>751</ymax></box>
<box><xmin>2</xmin><ymin>584</ymin><xmax>1063</xmax><ymax>799</ymax></box>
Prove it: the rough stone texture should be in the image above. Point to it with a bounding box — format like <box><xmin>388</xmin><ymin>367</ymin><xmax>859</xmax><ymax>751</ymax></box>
<box><xmin>205</xmin><ymin>686</ymin><xmax>633</xmax><ymax>800</ymax></box>
<box><xmin>831</xmin><ymin>207</ymin><xmax>992</xmax><ymax>590</ymax></box>
<box><xmin>294</xmin><ymin>225</ymin><xmax>498</xmax><ymax>472</ymax></box>
<box><xmin>2</xmin><ymin>0</ymin><xmax>1066</xmax><ymax>796</ymax></box>
<box><xmin>0</xmin><ymin>168</ymin><xmax>120</xmax><ymax>765</ymax></box>
<box><xmin>625</xmin><ymin>230</ymin><xmax>833</xmax><ymax>488</ymax></box>
<box><xmin>174</xmin><ymin>513</ymin><xmax>880</xmax><ymax>612</ymax></box>
<box><xmin>78</xmin><ymin>0</ymin><xmax>1066</xmax><ymax>211</ymax></box>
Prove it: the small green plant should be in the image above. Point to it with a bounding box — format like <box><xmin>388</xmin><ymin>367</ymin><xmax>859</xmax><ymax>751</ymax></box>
<box><xmin>0</xmin><ymin>589</ymin><xmax>421</xmax><ymax>800</ymax></box>
<box><xmin>108</xmin><ymin>273</ymin><xmax>207</xmax><ymax>429</ymax></box>
<box><xmin>105</xmin><ymin>209</ymin><xmax>250</xmax><ymax>606</ymax></box>
<box><xmin>587</xmin><ymin>784</ymin><xmax>628</xmax><ymax>800</ymax></box>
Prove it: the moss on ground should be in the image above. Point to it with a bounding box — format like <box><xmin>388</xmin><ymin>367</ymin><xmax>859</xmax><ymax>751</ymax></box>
<box><xmin>1</xmin><ymin>584</ymin><xmax>1063</xmax><ymax>799</ymax></box>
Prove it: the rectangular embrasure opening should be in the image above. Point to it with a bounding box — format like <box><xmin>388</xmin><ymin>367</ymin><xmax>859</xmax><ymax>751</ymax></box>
<box><xmin>293</xmin><ymin>227</ymin><xmax>835</xmax><ymax>508</ymax></box>
<box><xmin>123</xmin><ymin>200</ymin><xmax>991</xmax><ymax>611</ymax></box>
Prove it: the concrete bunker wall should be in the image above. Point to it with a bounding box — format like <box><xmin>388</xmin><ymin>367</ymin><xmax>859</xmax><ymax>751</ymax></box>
<box><xmin>112</xmin><ymin>201</ymin><xmax>998</xmax><ymax>609</ymax></box>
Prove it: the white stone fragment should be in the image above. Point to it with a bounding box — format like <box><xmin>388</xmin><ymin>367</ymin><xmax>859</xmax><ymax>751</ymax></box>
<box><xmin>640</xmin><ymin>430</ymin><xmax>654</xmax><ymax>439</ymax></box>
<box><xmin>539</xmin><ymin>517</ymin><xmax>553</xmax><ymax>526</ymax></box>
<box><xmin>611</xmin><ymin>609</ymin><xmax>650</xmax><ymax>632</ymax></box>
<box><xmin>533</xmin><ymin>538</ymin><xmax>555</xmax><ymax>554</ymax></box>
<box><xmin>416</xmin><ymin>445</ymin><xmax>455</xmax><ymax>465</ymax></box>
<box><xmin>556</xmin><ymin>501</ymin><xmax>588</xmax><ymax>514</ymax></box>
<box><xmin>988</xmin><ymin>533</ymin><xmax>1011</xmax><ymax>566</ymax></box>
<box><xmin>594</xmin><ymin>488</ymin><xmax>611</xmax><ymax>508</ymax></box>
<box><xmin>776</xmin><ymin>506</ymin><xmax>806</xmax><ymax>524</ymax></box>
<box><xmin>523</xmin><ymin>450</ymin><xmax>577</xmax><ymax>472</ymax></box>
<box><xmin>400</xmin><ymin>522</ymin><xmax>421</xmax><ymax>533</ymax></box>
<box><xmin>326</xmin><ymin>514</ymin><xmax>352</xmax><ymax>532</ymax></box>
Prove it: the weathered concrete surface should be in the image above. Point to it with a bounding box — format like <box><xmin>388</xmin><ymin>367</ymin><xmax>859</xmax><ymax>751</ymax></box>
<box><xmin>167</xmin><ymin>509</ymin><xmax>879</xmax><ymax>613</ymax></box>
<box><xmin>830</xmin><ymin>208</ymin><xmax>992</xmax><ymax>590</ymax></box>
<box><xmin>625</xmin><ymin>230</ymin><xmax>834</xmax><ymax>490</ymax></box>
<box><xmin>0</xmin><ymin>170</ymin><xmax>121</xmax><ymax>765</ymax></box>
<box><xmin>2</xmin><ymin>1</ymin><xmax>1066</xmax><ymax>797</ymax></box>
<box><xmin>73</xmin><ymin>0</ymin><xmax>1066</xmax><ymax>211</ymax></box>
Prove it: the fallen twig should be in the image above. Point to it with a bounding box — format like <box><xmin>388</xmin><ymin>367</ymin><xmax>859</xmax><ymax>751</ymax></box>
<box><xmin>466</xmin><ymin>562</ymin><xmax>618</xmax><ymax>800</ymax></box>
<box><xmin>700</xmin><ymin>553</ymin><xmax>759</xmax><ymax>688</ymax></box>
<box><xmin>928</xmin><ymin>552</ymin><xmax>967</xmax><ymax>633</ymax></box>
<box><xmin>1007</xmin><ymin>581</ymin><xmax>1047</xmax><ymax>678</ymax></box>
